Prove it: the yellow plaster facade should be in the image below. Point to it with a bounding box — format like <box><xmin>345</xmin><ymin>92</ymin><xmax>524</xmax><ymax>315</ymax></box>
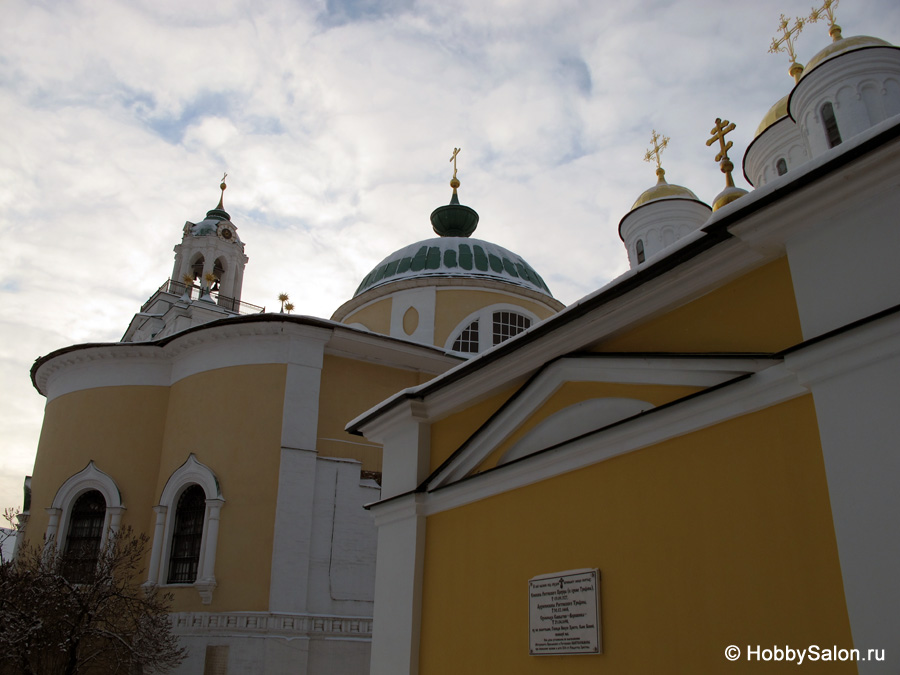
<box><xmin>594</xmin><ymin>258</ymin><xmax>803</xmax><ymax>353</ymax></box>
<box><xmin>418</xmin><ymin>396</ymin><xmax>853</xmax><ymax>674</ymax></box>
<box><xmin>27</xmin><ymin>386</ymin><xmax>170</xmax><ymax>551</ymax></box>
<box><xmin>428</xmin><ymin>385</ymin><xmax>519</xmax><ymax>473</ymax></box>
<box><xmin>342</xmin><ymin>297</ymin><xmax>392</xmax><ymax>335</ymax></box>
<box><xmin>317</xmin><ymin>355</ymin><xmax>433</xmax><ymax>472</ymax></box>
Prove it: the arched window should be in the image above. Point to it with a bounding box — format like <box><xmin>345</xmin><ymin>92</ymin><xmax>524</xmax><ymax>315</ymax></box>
<box><xmin>212</xmin><ymin>258</ymin><xmax>226</xmax><ymax>291</ymax></box>
<box><xmin>775</xmin><ymin>158</ymin><xmax>788</xmax><ymax>176</ymax></box>
<box><xmin>492</xmin><ymin>311</ymin><xmax>531</xmax><ymax>346</ymax></box>
<box><xmin>191</xmin><ymin>255</ymin><xmax>205</xmax><ymax>282</ymax></box>
<box><xmin>447</xmin><ymin>306</ymin><xmax>536</xmax><ymax>355</ymax></box>
<box><xmin>451</xmin><ymin>319</ymin><xmax>480</xmax><ymax>353</ymax></box>
<box><xmin>146</xmin><ymin>454</ymin><xmax>223</xmax><ymax>604</ymax></box>
<box><xmin>167</xmin><ymin>485</ymin><xmax>206</xmax><ymax>584</ymax></box>
<box><xmin>46</xmin><ymin>461</ymin><xmax>125</xmax><ymax>564</ymax></box>
<box><xmin>62</xmin><ymin>490</ymin><xmax>106</xmax><ymax>583</ymax></box>
<box><xmin>636</xmin><ymin>239</ymin><xmax>645</xmax><ymax>264</ymax></box>
<box><xmin>821</xmin><ymin>102</ymin><xmax>842</xmax><ymax>148</ymax></box>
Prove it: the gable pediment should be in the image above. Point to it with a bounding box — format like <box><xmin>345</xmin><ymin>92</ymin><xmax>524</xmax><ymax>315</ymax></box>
<box><xmin>426</xmin><ymin>354</ymin><xmax>774</xmax><ymax>490</ymax></box>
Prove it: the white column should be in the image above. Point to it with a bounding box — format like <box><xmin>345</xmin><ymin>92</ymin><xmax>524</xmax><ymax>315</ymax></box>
<box><xmin>369</xmin><ymin>494</ymin><xmax>426</xmax><ymax>675</ymax></box>
<box><xmin>269</xmin><ymin>332</ymin><xmax>327</xmax><ymax>613</ymax></box>
<box><xmin>12</xmin><ymin>513</ymin><xmax>29</xmax><ymax>559</ymax></box>
<box><xmin>195</xmin><ymin>498</ymin><xmax>223</xmax><ymax>604</ymax></box>
<box><xmin>45</xmin><ymin>507</ymin><xmax>62</xmax><ymax>543</ymax></box>
<box><xmin>786</xmin><ymin>314</ymin><xmax>900</xmax><ymax>674</ymax></box>
<box><xmin>145</xmin><ymin>505</ymin><xmax>168</xmax><ymax>586</ymax></box>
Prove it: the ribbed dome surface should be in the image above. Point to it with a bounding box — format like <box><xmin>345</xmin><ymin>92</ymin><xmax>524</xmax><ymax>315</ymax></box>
<box><xmin>353</xmin><ymin>237</ymin><xmax>553</xmax><ymax>297</ymax></box>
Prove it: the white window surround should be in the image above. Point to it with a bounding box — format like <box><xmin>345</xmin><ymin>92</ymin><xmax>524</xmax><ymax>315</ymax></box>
<box><xmin>46</xmin><ymin>461</ymin><xmax>125</xmax><ymax>550</ymax></box>
<box><xmin>145</xmin><ymin>454</ymin><xmax>224</xmax><ymax>604</ymax></box>
<box><xmin>445</xmin><ymin>304</ymin><xmax>538</xmax><ymax>355</ymax></box>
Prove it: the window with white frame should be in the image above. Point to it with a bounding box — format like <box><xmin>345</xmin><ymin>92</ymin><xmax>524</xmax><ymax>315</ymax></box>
<box><xmin>447</xmin><ymin>306</ymin><xmax>536</xmax><ymax>355</ymax></box>
<box><xmin>167</xmin><ymin>484</ymin><xmax>206</xmax><ymax>584</ymax></box>
<box><xmin>62</xmin><ymin>490</ymin><xmax>107</xmax><ymax>583</ymax></box>
<box><xmin>146</xmin><ymin>454</ymin><xmax>224</xmax><ymax>604</ymax></box>
<box><xmin>46</xmin><ymin>462</ymin><xmax>126</xmax><ymax>579</ymax></box>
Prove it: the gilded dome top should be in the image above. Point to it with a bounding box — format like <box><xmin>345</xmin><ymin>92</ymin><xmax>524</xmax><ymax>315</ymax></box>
<box><xmin>800</xmin><ymin>35</ymin><xmax>895</xmax><ymax>80</ymax></box>
<box><xmin>353</xmin><ymin>237</ymin><xmax>553</xmax><ymax>298</ymax></box>
<box><xmin>754</xmin><ymin>95</ymin><xmax>790</xmax><ymax>138</ymax></box>
<box><xmin>630</xmin><ymin>168</ymin><xmax>700</xmax><ymax>210</ymax></box>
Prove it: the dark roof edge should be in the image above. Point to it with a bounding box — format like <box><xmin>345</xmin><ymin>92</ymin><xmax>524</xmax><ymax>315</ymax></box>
<box><xmin>347</xmin><ymin>118</ymin><xmax>900</xmax><ymax>436</ymax></box>
<box><xmin>30</xmin><ymin>312</ymin><xmax>460</xmax><ymax>395</ymax></box>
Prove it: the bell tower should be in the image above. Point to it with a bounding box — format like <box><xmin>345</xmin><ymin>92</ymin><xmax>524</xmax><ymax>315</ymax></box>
<box><xmin>121</xmin><ymin>177</ymin><xmax>260</xmax><ymax>343</ymax></box>
<box><xmin>171</xmin><ymin>175</ymin><xmax>248</xmax><ymax>309</ymax></box>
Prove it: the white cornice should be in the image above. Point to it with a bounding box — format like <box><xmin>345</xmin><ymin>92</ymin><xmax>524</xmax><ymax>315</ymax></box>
<box><xmin>784</xmin><ymin>311</ymin><xmax>900</xmax><ymax>388</ymax></box>
<box><xmin>416</xmin><ymin>361</ymin><xmax>807</xmax><ymax>516</ymax></box>
<box><xmin>34</xmin><ymin>316</ymin><xmax>458</xmax><ymax>401</ymax></box>
<box><xmin>353</xmin><ymin>399</ymin><xmax>430</xmax><ymax>446</ymax></box>
<box><xmin>429</xmin><ymin>355</ymin><xmax>778</xmax><ymax>488</ymax></box>
<box><xmin>368</xmin><ymin>492</ymin><xmax>426</xmax><ymax>527</ymax></box>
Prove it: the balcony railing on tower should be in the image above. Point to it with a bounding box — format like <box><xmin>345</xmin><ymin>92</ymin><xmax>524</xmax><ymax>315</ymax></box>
<box><xmin>142</xmin><ymin>279</ymin><xmax>265</xmax><ymax>316</ymax></box>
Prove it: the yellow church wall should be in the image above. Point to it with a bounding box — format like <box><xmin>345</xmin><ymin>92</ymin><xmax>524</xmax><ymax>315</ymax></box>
<box><xmin>317</xmin><ymin>355</ymin><xmax>432</xmax><ymax>472</ymax></box>
<box><xmin>419</xmin><ymin>395</ymin><xmax>853</xmax><ymax>674</ymax></box>
<box><xmin>24</xmin><ymin>386</ymin><xmax>171</xmax><ymax>551</ymax></box>
<box><xmin>429</xmin><ymin>385</ymin><xmax>520</xmax><ymax>474</ymax></box>
<box><xmin>156</xmin><ymin>365</ymin><xmax>287</xmax><ymax>613</ymax></box>
<box><xmin>595</xmin><ymin>258</ymin><xmax>803</xmax><ymax>353</ymax></box>
<box><xmin>475</xmin><ymin>382</ymin><xmax>704</xmax><ymax>474</ymax></box>
<box><xmin>341</xmin><ymin>297</ymin><xmax>392</xmax><ymax>335</ymax></box>
<box><xmin>434</xmin><ymin>289</ymin><xmax>557</xmax><ymax>348</ymax></box>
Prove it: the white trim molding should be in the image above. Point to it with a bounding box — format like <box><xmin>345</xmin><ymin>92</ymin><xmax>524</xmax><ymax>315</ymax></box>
<box><xmin>47</xmin><ymin>461</ymin><xmax>125</xmax><ymax>549</ymax></box>
<box><xmin>146</xmin><ymin>454</ymin><xmax>224</xmax><ymax>604</ymax></box>
<box><xmin>170</xmin><ymin>610</ymin><xmax>373</xmax><ymax>640</ymax></box>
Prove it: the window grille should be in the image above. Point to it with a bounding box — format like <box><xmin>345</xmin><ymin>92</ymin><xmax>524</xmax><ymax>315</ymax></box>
<box><xmin>168</xmin><ymin>484</ymin><xmax>206</xmax><ymax>584</ymax></box>
<box><xmin>492</xmin><ymin>311</ymin><xmax>531</xmax><ymax>346</ymax></box>
<box><xmin>452</xmin><ymin>320</ymin><xmax>480</xmax><ymax>353</ymax></box>
<box><xmin>821</xmin><ymin>102</ymin><xmax>842</xmax><ymax>148</ymax></box>
<box><xmin>63</xmin><ymin>490</ymin><xmax>106</xmax><ymax>583</ymax></box>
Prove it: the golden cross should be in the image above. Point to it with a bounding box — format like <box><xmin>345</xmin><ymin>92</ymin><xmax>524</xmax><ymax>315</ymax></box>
<box><xmin>706</xmin><ymin>118</ymin><xmax>736</xmax><ymax>163</ymax></box>
<box><xmin>450</xmin><ymin>148</ymin><xmax>461</xmax><ymax>180</ymax></box>
<box><xmin>221</xmin><ymin>172</ymin><xmax>228</xmax><ymax>184</ymax></box>
<box><xmin>643</xmin><ymin>130</ymin><xmax>670</xmax><ymax>169</ymax></box>
<box><xmin>769</xmin><ymin>13</ymin><xmax>805</xmax><ymax>63</ymax></box>
<box><xmin>809</xmin><ymin>0</ymin><xmax>842</xmax><ymax>41</ymax></box>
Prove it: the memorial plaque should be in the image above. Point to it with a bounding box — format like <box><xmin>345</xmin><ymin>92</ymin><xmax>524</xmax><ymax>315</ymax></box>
<box><xmin>528</xmin><ymin>568</ymin><xmax>601</xmax><ymax>655</ymax></box>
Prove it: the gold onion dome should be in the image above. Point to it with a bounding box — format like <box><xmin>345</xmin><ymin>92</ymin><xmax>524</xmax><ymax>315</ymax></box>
<box><xmin>630</xmin><ymin>168</ymin><xmax>700</xmax><ymax>210</ymax></box>
<box><xmin>754</xmin><ymin>94</ymin><xmax>790</xmax><ymax>138</ymax></box>
<box><xmin>800</xmin><ymin>34</ymin><xmax>895</xmax><ymax>80</ymax></box>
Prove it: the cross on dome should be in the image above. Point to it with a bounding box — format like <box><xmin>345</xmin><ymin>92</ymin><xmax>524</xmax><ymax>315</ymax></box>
<box><xmin>809</xmin><ymin>0</ymin><xmax>842</xmax><ymax>42</ymax></box>
<box><xmin>769</xmin><ymin>13</ymin><xmax>806</xmax><ymax>81</ymax></box>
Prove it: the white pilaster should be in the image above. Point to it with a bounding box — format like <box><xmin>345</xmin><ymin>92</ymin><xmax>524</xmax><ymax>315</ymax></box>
<box><xmin>786</xmin><ymin>313</ymin><xmax>900</xmax><ymax>673</ymax></box>
<box><xmin>268</xmin><ymin>332</ymin><xmax>328</xmax><ymax>613</ymax></box>
<box><xmin>369</xmin><ymin>494</ymin><xmax>427</xmax><ymax>675</ymax></box>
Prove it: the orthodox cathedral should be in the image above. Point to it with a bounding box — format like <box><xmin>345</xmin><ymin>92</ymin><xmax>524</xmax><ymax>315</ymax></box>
<box><xmin>15</xmin><ymin>5</ymin><xmax>900</xmax><ymax>674</ymax></box>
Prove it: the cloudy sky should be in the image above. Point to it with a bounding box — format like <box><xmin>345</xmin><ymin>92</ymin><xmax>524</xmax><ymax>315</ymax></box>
<box><xmin>1</xmin><ymin>0</ymin><xmax>898</xmax><ymax>512</ymax></box>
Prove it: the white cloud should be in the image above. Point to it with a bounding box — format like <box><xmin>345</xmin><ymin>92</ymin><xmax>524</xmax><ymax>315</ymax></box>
<box><xmin>1</xmin><ymin>0</ymin><xmax>899</xmax><ymax>510</ymax></box>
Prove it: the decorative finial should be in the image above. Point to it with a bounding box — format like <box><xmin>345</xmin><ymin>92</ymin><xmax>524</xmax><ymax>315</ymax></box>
<box><xmin>643</xmin><ymin>129</ymin><xmax>670</xmax><ymax>182</ymax></box>
<box><xmin>431</xmin><ymin>148</ymin><xmax>479</xmax><ymax>237</ymax></box>
<box><xmin>706</xmin><ymin>118</ymin><xmax>748</xmax><ymax>211</ymax></box>
<box><xmin>449</xmin><ymin>148</ymin><xmax>461</xmax><ymax>192</ymax></box>
<box><xmin>769</xmin><ymin>14</ymin><xmax>806</xmax><ymax>82</ymax></box>
<box><xmin>809</xmin><ymin>0</ymin><xmax>842</xmax><ymax>42</ymax></box>
<box><xmin>217</xmin><ymin>172</ymin><xmax>227</xmax><ymax>210</ymax></box>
